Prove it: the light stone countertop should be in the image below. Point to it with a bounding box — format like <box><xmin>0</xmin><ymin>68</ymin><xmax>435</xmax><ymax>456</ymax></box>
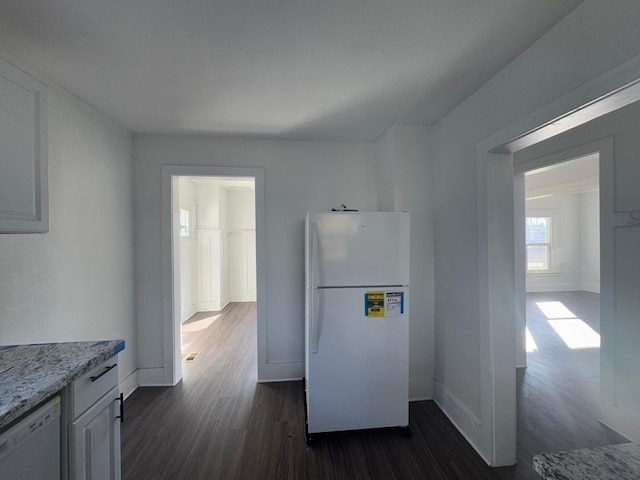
<box><xmin>0</xmin><ymin>340</ymin><xmax>125</xmax><ymax>429</ymax></box>
<box><xmin>533</xmin><ymin>443</ymin><xmax>640</xmax><ymax>479</ymax></box>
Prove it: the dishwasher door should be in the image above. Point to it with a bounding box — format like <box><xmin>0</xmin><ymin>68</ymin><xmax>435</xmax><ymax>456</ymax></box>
<box><xmin>0</xmin><ymin>396</ymin><xmax>61</xmax><ymax>480</ymax></box>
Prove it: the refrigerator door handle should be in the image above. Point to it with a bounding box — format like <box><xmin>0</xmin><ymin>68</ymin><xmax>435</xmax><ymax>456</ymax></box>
<box><xmin>311</xmin><ymin>222</ymin><xmax>320</xmax><ymax>353</ymax></box>
<box><xmin>311</xmin><ymin>288</ymin><xmax>319</xmax><ymax>353</ymax></box>
<box><xmin>311</xmin><ymin>222</ymin><xmax>319</xmax><ymax>289</ymax></box>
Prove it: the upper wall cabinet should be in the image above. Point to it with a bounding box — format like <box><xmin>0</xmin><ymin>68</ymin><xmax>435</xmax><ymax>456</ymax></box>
<box><xmin>0</xmin><ymin>57</ymin><xmax>48</xmax><ymax>233</ymax></box>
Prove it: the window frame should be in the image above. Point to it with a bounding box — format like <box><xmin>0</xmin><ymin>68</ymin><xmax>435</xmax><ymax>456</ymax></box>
<box><xmin>178</xmin><ymin>205</ymin><xmax>195</xmax><ymax>239</ymax></box>
<box><xmin>525</xmin><ymin>209</ymin><xmax>558</xmax><ymax>274</ymax></box>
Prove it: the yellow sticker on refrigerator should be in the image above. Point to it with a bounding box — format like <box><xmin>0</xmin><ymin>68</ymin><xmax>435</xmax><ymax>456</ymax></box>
<box><xmin>365</xmin><ymin>291</ymin><xmax>404</xmax><ymax>317</ymax></box>
<box><xmin>365</xmin><ymin>291</ymin><xmax>385</xmax><ymax>317</ymax></box>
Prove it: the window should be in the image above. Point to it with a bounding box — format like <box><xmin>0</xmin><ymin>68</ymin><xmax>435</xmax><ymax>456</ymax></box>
<box><xmin>179</xmin><ymin>208</ymin><xmax>190</xmax><ymax>237</ymax></box>
<box><xmin>526</xmin><ymin>216</ymin><xmax>551</xmax><ymax>271</ymax></box>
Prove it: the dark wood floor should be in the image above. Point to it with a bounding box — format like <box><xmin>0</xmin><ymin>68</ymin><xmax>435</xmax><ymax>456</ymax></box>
<box><xmin>493</xmin><ymin>291</ymin><xmax>628</xmax><ymax>480</ymax></box>
<box><xmin>121</xmin><ymin>294</ymin><xmax>628</xmax><ymax>480</ymax></box>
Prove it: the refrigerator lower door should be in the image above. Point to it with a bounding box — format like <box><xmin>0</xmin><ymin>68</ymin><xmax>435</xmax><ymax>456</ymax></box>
<box><xmin>306</xmin><ymin>287</ymin><xmax>409</xmax><ymax>434</ymax></box>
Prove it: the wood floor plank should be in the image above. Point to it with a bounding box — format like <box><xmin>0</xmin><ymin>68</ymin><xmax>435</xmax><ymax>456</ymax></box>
<box><xmin>122</xmin><ymin>295</ymin><xmax>625</xmax><ymax>479</ymax></box>
<box><xmin>494</xmin><ymin>291</ymin><xmax>628</xmax><ymax>480</ymax></box>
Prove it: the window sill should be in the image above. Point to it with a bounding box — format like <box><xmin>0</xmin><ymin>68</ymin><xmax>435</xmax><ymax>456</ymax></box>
<box><xmin>526</xmin><ymin>271</ymin><xmax>560</xmax><ymax>276</ymax></box>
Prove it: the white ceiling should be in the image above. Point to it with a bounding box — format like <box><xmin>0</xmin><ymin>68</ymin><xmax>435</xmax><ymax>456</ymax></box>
<box><xmin>0</xmin><ymin>0</ymin><xmax>584</xmax><ymax>141</ymax></box>
<box><xmin>525</xmin><ymin>153</ymin><xmax>599</xmax><ymax>200</ymax></box>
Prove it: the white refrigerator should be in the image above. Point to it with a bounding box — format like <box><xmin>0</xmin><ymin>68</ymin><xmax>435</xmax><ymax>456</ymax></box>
<box><xmin>304</xmin><ymin>211</ymin><xmax>410</xmax><ymax>441</ymax></box>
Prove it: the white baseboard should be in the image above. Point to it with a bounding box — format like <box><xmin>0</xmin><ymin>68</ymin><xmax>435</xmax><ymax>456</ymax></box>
<box><xmin>581</xmin><ymin>282</ymin><xmax>600</xmax><ymax>293</ymax></box>
<box><xmin>230</xmin><ymin>296</ymin><xmax>257</xmax><ymax>302</ymax></box>
<box><xmin>526</xmin><ymin>283</ymin><xmax>581</xmax><ymax>293</ymax></box>
<box><xmin>198</xmin><ymin>301</ymin><xmax>223</xmax><ymax>312</ymax></box>
<box><xmin>600</xmin><ymin>404</ymin><xmax>640</xmax><ymax>442</ymax></box>
<box><xmin>133</xmin><ymin>363</ymin><xmax>436</xmax><ymax>407</ymax></box>
<box><xmin>180</xmin><ymin>307</ymin><xmax>198</xmax><ymax>324</ymax></box>
<box><xmin>258</xmin><ymin>361</ymin><xmax>304</xmax><ymax>382</ymax></box>
<box><xmin>119</xmin><ymin>369</ymin><xmax>139</xmax><ymax>400</ymax></box>
<box><xmin>258</xmin><ymin>377</ymin><xmax>303</xmax><ymax>383</ymax></box>
<box><xmin>137</xmin><ymin>367</ymin><xmax>172</xmax><ymax>386</ymax></box>
<box><xmin>433</xmin><ymin>380</ymin><xmax>489</xmax><ymax>465</ymax></box>
<box><xmin>409</xmin><ymin>376</ymin><xmax>433</xmax><ymax>401</ymax></box>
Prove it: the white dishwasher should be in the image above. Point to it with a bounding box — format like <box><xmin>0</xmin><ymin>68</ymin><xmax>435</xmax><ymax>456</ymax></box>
<box><xmin>0</xmin><ymin>396</ymin><xmax>61</xmax><ymax>480</ymax></box>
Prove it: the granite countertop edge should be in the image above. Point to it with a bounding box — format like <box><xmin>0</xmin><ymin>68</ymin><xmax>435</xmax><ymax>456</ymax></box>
<box><xmin>0</xmin><ymin>340</ymin><xmax>125</xmax><ymax>429</ymax></box>
<box><xmin>533</xmin><ymin>442</ymin><xmax>640</xmax><ymax>480</ymax></box>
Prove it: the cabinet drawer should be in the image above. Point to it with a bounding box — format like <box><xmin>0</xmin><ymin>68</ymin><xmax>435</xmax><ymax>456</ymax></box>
<box><xmin>71</xmin><ymin>358</ymin><xmax>118</xmax><ymax>420</ymax></box>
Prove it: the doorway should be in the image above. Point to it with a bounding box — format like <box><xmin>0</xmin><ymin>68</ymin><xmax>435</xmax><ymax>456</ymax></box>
<box><xmin>520</xmin><ymin>153</ymin><xmax>601</xmax><ymax>365</ymax></box>
<box><xmin>478</xmin><ymin>74</ymin><xmax>640</xmax><ymax>465</ymax></box>
<box><xmin>176</xmin><ymin>176</ymin><xmax>257</xmax><ymax>373</ymax></box>
<box><xmin>161</xmin><ymin>165</ymin><xmax>266</xmax><ymax>385</ymax></box>
<box><xmin>509</xmin><ymin>153</ymin><xmax>629</xmax><ymax>473</ymax></box>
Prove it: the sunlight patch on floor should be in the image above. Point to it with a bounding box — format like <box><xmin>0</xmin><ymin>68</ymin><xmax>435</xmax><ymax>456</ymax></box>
<box><xmin>548</xmin><ymin>319</ymin><xmax>601</xmax><ymax>349</ymax></box>
<box><xmin>536</xmin><ymin>301</ymin><xmax>577</xmax><ymax>319</ymax></box>
<box><xmin>525</xmin><ymin>327</ymin><xmax>538</xmax><ymax>352</ymax></box>
<box><xmin>182</xmin><ymin>314</ymin><xmax>221</xmax><ymax>333</ymax></box>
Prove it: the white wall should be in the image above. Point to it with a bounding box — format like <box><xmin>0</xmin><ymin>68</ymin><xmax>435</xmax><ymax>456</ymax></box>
<box><xmin>0</xmin><ymin>64</ymin><xmax>136</xmax><ymax>394</ymax></box>
<box><xmin>196</xmin><ymin>183</ymin><xmax>227</xmax><ymax>230</ymax></box>
<box><xmin>227</xmin><ymin>189</ymin><xmax>255</xmax><ymax>231</ymax></box>
<box><xmin>524</xmin><ymin>192</ymin><xmax>600</xmax><ymax>293</ymax></box>
<box><xmin>195</xmin><ymin>183</ymin><xmax>256</xmax><ymax>309</ymax></box>
<box><xmin>376</xmin><ymin>126</ymin><xmax>435</xmax><ymax>400</ymax></box>
<box><xmin>179</xmin><ymin>178</ymin><xmax>197</xmax><ymax>214</ymax></box>
<box><xmin>134</xmin><ymin>136</ymin><xmax>379</xmax><ymax>382</ymax></box>
<box><xmin>525</xmin><ymin>194</ymin><xmax>582</xmax><ymax>292</ymax></box>
<box><xmin>179</xmin><ymin>178</ymin><xmax>198</xmax><ymax>321</ymax></box>
<box><xmin>581</xmin><ymin>189</ymin><xmax>600</xmax><ymax>293</ymax></box>
<box><xmin>433</xmin><ymin>0</ymin><xmax>640</xmax><ymax>462</ymax></box>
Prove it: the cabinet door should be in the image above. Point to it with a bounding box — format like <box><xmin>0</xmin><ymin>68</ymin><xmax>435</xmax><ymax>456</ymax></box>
<box><xmin>0</xmin><ymin>56</ymin><xmax>48</xmax><ymax>233</ymax></box>
<box><xmin>69</xmin><ymin>387</ymin><xmax>121</xmax><ymax>480</ymax></box>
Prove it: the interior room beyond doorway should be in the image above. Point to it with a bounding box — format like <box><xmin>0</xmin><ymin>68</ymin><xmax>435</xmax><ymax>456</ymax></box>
<box><xmin>504</xmin><ymin>154</ymin><xmax>630</xmax><ymax>478</ymax></box>
<box><xmin>177</xmin><ymin>176</ymin><xmax>257</xmax><ymax>363</ymax></box>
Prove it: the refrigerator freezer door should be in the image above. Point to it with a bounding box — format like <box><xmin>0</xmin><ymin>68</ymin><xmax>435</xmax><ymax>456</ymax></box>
<box><xmin>314</xmin><ymin>212</ymin><xmax>409</xmax><ymax>287</ymax></box>
<box><xmin>306</xmin><ymin>287</ymin><xmax>409</xmax><ymax>434</ymax></box>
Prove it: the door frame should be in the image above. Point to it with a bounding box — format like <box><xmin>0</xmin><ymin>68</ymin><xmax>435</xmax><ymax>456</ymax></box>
<box><xmin>476</xmin><ymin>55</ymin><xmax>640</xmax><ymax>465</ymax></box>
<box><xmin>162</xmin><ymin>165</ymin><xmax>266</xmax><ymax>385</ymax></box>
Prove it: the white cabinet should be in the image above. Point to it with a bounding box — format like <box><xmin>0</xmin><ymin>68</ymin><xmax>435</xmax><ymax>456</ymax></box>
<box><xmin>70</xmin><ymin>387</ymin><xmax>121</xmax><ymax>480</ymax></box>
<box><xmin>0</xmin><ymin>56</ymin><xmax>48</xmax><ymax>233</ymax></box>
<box><xmin>66</xmin><ymin>358</ymin><xmax>122</xmax><ymax>480</ymax></box>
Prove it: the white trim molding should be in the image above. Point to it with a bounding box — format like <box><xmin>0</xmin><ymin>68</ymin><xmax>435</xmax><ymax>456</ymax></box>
<box><xmin>161</xmin><ymin>165</ymin><xmax>266</xmax><ymax>386</ymax></box>
<box><xmin>434</xmin><ymin>381</ymin><xmax>488</xmax><ymax>465</ymax></box>
<box><xmin>475</xmin><ymin>53</ymin><xmax>640</xmax><ymax>466</ymax></box>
